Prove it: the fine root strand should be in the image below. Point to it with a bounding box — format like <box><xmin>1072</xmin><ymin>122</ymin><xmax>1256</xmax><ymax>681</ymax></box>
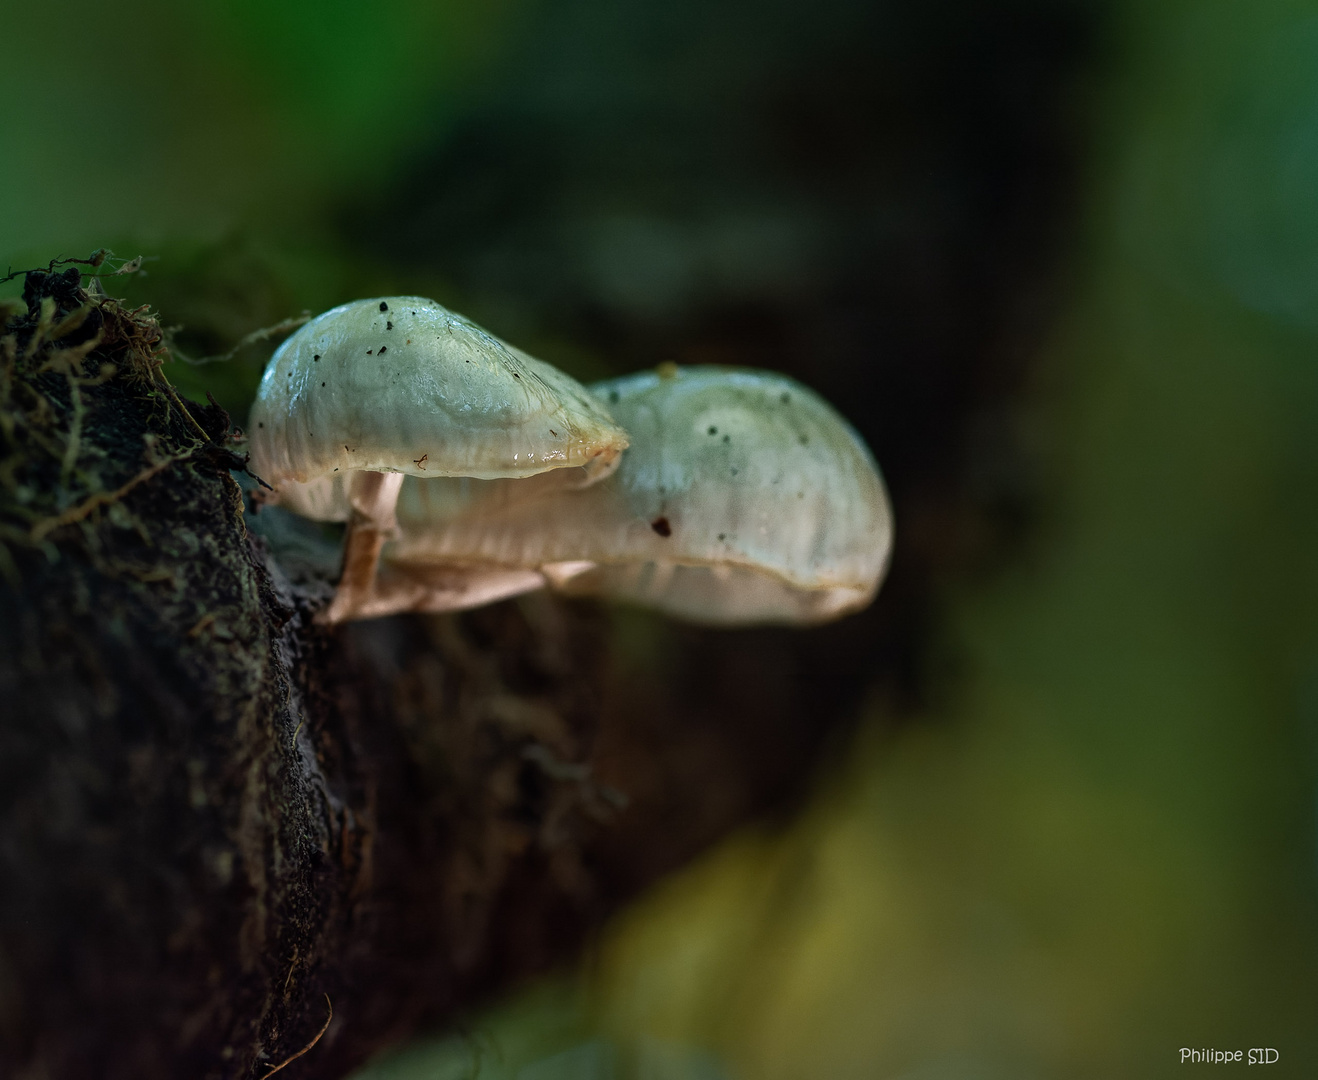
<box><xmin>29</xmin><ymin>445</ymin><xmax>200</xmax><ymax>543</ymax></box>
<box><xmin>262</xmin><ymin>995</ymin><xmax>333</xmax><ymax>1076</ymax></box>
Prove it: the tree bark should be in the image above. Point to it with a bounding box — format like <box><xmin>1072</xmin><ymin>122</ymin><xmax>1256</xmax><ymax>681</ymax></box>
<box><xmin>0</xmin><ymin>268</ymin><xmax>843</xmax><ymax>1079</ymax></box>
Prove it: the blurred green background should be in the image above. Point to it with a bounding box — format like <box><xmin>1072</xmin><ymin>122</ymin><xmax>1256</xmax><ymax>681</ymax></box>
<box><xmin>4</xmin><ymin>0</ymin><xmax>1318</xmax><ymax>1077</ymax></box>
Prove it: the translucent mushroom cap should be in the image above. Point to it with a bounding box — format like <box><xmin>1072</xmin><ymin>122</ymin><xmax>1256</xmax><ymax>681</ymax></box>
<box><xmin>248</xmin><ymin>297</ymin><xmax>628</xmax><ymax>518</ymax></box>
<box><xmin>388</xmin><ymin>366</ymin><xmax>893</xmax><ymax>625</ymax></box>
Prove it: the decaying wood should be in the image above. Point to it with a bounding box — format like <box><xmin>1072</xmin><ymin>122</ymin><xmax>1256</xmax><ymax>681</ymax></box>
<box><xmin>0</xmin><ymin>268</ymin><xmax>849</xmax><ymax>1079</ymax></box>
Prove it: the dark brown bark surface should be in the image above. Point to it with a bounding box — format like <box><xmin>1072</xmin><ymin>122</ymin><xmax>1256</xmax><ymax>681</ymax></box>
<box><xmin>0</xmin><ymin>268</ymin><xmax>849</xmax><ymax>1079</ymax></box>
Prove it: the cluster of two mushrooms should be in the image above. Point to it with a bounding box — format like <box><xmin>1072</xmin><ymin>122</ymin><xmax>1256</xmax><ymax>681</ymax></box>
<box><xmin>249</xmin><ymin>298</ymin><xmax>893</xmax><ymax>627</ymax></box>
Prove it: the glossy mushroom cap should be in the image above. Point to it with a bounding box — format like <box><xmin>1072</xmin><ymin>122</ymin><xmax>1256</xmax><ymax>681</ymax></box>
<box><xmin>248</xmin><ymin>297</ymin><xmax>628</xmax><ymax>518</ymax></box>
<box><xmin>387</xmin><ymin>366</ymin><xmax>893</xmax><ymax>625</ymax></box>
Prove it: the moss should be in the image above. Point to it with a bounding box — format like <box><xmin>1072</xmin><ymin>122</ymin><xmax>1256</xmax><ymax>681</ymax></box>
<box><xmin>0</xmin><ymin>263</ymin><xmax>218</xmax><ymax>573</ymax></box>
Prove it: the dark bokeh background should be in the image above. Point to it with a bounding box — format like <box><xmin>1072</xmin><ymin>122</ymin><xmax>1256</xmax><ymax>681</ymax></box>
<box><xmin>3</xmin><ymin>0</ymin><xmax>1317</xmax><ymax>1076</ymax></box>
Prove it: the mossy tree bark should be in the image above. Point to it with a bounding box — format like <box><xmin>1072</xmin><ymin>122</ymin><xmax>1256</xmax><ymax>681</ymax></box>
<box><xmin>0</xmin><ymin>268</ymin><xmax>841</xmax><ymax>1079</ymax></box>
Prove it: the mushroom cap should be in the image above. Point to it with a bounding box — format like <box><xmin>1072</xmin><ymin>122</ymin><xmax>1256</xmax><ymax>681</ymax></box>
<box><xmin>386</xmin><ymin>365</ymin><xmax>892</xmax><ymax>624</ymax></box>
<box><xmin>248</xmin><ymin>297</ymin><xmax>628</xmax><ymax>518</ymax></box>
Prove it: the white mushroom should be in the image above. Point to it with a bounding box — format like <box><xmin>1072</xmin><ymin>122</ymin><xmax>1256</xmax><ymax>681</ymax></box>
<box><xmin>248</xmin><ymin>297</ymin><xmax>628</xmax><ymax>622</ymax></box>
<box><xmin>385</xmin><ymin>365</ymin><xmax>893</xmax><ymax>625</ymax></box>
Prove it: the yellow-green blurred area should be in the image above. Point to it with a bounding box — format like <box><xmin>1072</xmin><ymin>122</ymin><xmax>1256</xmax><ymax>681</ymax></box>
<box><xmin>4</xmin><ymin>0</ymin><xmax>1318</xmax><ymax>1076</ymax></box>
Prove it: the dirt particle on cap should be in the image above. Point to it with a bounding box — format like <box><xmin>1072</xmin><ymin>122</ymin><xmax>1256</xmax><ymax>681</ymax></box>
<box><xmin>379</xmin><ymin>301</ymin><xmax>389</xmax><ymax>312</ymax></box>
<box><xmin>651</xmin><ymin>516</ymin><xmax>672</xmax><ymax>537</ymax></box>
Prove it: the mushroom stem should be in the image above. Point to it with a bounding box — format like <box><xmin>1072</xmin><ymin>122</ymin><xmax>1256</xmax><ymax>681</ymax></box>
<box><xmin>318</xmin><ymin>471</ymin><xmax>405</xmax><ymax>625</ymax></box>
<box><xmin>349</xmin><ymin>470</ymin><xmax>405</xmax><ymax>532</ymax></box>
